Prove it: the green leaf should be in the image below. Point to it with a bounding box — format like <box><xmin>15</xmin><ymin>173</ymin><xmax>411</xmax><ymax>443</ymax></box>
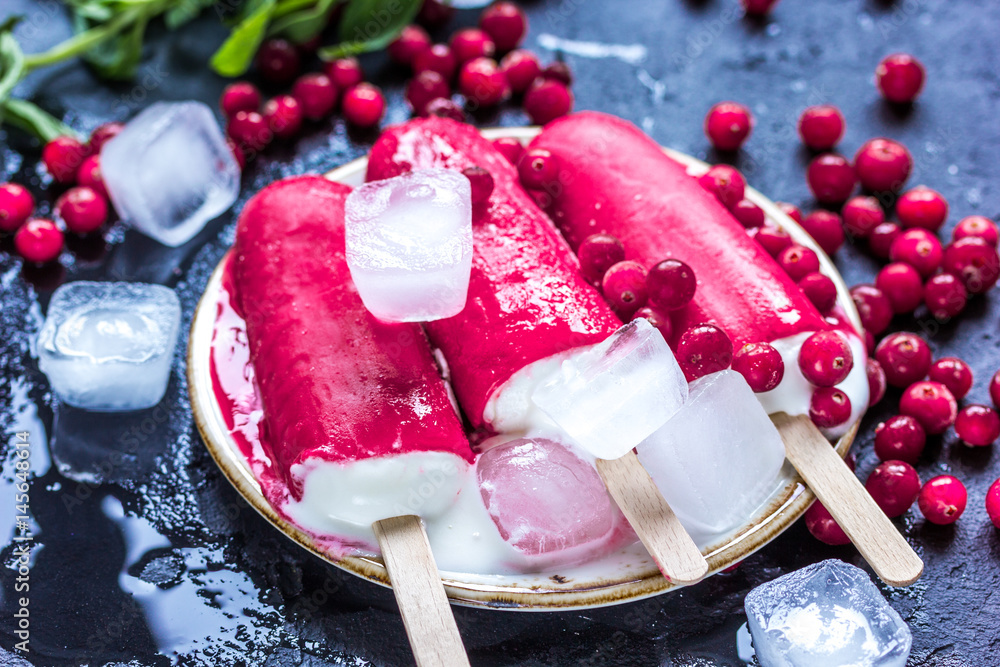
<box><xmin>165</xmin><ymin>0</ymin><xmax>216</xmax><ymax>29</ymax></box>
<box><xmin>0</xmin><ymin>20</ymin><xmax>27</xmax><ymax>104</ymax></box>
<box><xmin>210</xmin><ymin>0</ymin><xmax>277</xmax><ymax>77</ymax></box>
<box><xmin>0</xmin><ymin>98</ymin><xmax>76</xmax><ymax>143</ymax></box>
<box><xmin>325</xmin><ymin>0</ymin><xmax>419</xmax><ymax>58</ymax></box>
<box><xmin>73</xmin><ymin>9</ymin><xmax>149</xmax><ymax>80</ymax></box>
<box><xmin>267</xmin><ymin>0</ymin><xmax>339</xmax><ymax>44</ymax></box>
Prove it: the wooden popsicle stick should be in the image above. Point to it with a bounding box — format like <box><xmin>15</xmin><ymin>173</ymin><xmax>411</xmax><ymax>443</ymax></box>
<box><xmin>596</xmin><ymin>451</ymin><xmax>709</xmax><ymax>585</ymax></box>
<box><xmin>373</xmin><ymin>515</ymin><xmax>471</xmax><ymax>667</ymax></box>
<box><xmin>773</xmin><ymin>413</ymin><xmax>924</xmax><ymax>587</ymax></box>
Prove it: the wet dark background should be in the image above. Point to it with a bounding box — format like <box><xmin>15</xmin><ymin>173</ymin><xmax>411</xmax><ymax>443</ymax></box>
<box><xmin>2</xmin><ymin>0</ymin><xmax>1000</xmax><ymax>664</ymax></box>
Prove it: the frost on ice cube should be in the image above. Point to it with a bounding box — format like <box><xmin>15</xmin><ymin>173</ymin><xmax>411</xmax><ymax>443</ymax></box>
<box><xmin>531</xmin><ymin>319</ymin><xmax>688</xmax><ymax>460</ymax></box>
<box><xmin>345</xmin><ymin>168</ymin><xmax>473</xmax><ymax>322</ymax></box>
<box><xmin>744</xmin><ymin>559</ymin><xmax>912</xmax><ymax>667</ymax></box>
<box><xmin>477</xmin><ymin>437</ymin><xmax>618</xmax><ymax>557</ymax></box>
<box><xmin>37</xmin><ymin>282</ymin><xmax>181</xmax><ymax>412</ymax></box>
<box><xmin>102</xmin><ymin>101</ymin><xmax>240</xmax><ymax>247</ymax></box>
<box><xmin>635</xmin><ymin>369</ymin><xmax>785</xmax><ymax>537</ymax></box>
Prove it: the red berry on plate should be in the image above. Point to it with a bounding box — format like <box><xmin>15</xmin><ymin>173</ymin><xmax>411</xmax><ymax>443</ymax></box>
<box><xmin>777</xmin><ymin>244</ymin><xmax>820</xmax><ymax>282</ymax></box>
<box><xmin>776</xmin><ymin>201</ymin><xmax>802</xmax><ymax>223</ymax></box>
<box><xmin>755</xmin><ymin>225</ymin><xmax>792</xmax><ymax>258</ymax></box>
<box><xmin>810</xmin><ymin>386</ymin><xmax>852</xmax><ymax>428</ymax></box>
<box><xmin>927</xmin><ymin>357</ymin><xmax>973</xmax><ymax>400</ymax></box>
<box><xmin>492</xmin><ymin>137</ymin><xmax>525</xmax><ymax>165</ymax></box>
<box><xmin>842</xmin><ymin>195</ymin><xmax>884</xmax><ymax>239</ymax></box>
<box><xmin>850</xmin><ymin>284</ymin><xmax>893</xmax><ymax>335</ymax></box>
<box><xmin>255</xmin><ymin>39</ymin><xmax>300</xmax><ymax>84</ymax></box>
<box><xmin>76</xmin><ymin>154</ymin><xmax>107</xmax><ymax>199</ymax></box>
<box><xmin>676</xmin><ymin>324</ymin><xmax>734</xmax><ymax>380</ymax></box>
<box><xmin>876</xmin><ymin>53</ymin><xmax>925</xmax><ymax>104</ymax></box>
<box><xmin>868</xmin><ymin>221</ymin><xmax>902</xmax><ymax>259</ymax></box>
<box><xmin>799</xmin><ymin>331</ymin><xmax>854</xmax><ymax>387</ymax></box>
<box><xmin>499</xmin><ymin>49</ymin><xmax>542</xmax><ymax>93</ymax></box>
<box><xmin>807</xmin><ymin>154</ymin><xmax>856</xmax><ymax>204</ymax></box>
<box><xmin>263</xmin><ymin>95</ymin><xmax>303</xmax><ymax>140</ymax></box>
<box><xmin>874</xmin><ymin>415</ymin><xmax>926</xmax><ymax>464</ymax></box>
<box><xmin>451</xmin><ymin>28</ymin><xmax>496</xmax><ymax>64</ymax></box>
<box><xmin>799</xmin><ymin>272</ymin><xmax>837</xmax><ymax>313</ymax></box>
<box><xmin>325</xmin><ymin>58</ymin><xmax>364</xmax><ymax>94</ymax></box>
<box><xmin>458</xmin><ymin>57</ymin><xmax>509</xmax><ymax>107</ymax></box>
<box><xmin>875</xmin><ymin>262</ymin><xmax>924</xmax><ymax>313</ymax></box>
<box><xmin>413</xmin><ymin>44</ymin><xmax>457</xmax><ymax>80</ymax></box>
<box><xmin>579</xmin><ymin>234</ymin><xmax>626</xmax><ymax>285</ymax></box>
<box><xmin>417</xmin><ymin>0</ymin><xmax>455</xmax><ymax>28</ymax></box>
<box><xmin>801</xmin><ymin>210</ymin><xmax>845</xmax><ymax>255</ymax></box>
<box><xmin>987</xmin><ymin>478</ymin><xmax>1000</xmax><ymax>529</ymax></box>
<box><xmin>342</xmin><ymin>83</ymin><xmax>386</xmax><ymax>128</ymax></box>
<box><xmin>704</xmin><ymin>101</ymin><xmax>753</xmax><ymax>151</ymax></box>
<box><xmin>896</xmin><ymin>186</ymin><xmax>948</xmax><ymax>231</ymax></box>
<box><xmin>292</xmin><ymin>74</ymin><xmax>337</xmax><ymax>120</ymax></box>
<box><xmin>220</xmin><ymin>81</ymin><xmax>261</xmax><ymax>119</ymax></box>
<box><xmin>867</xmin><ymin>358</ymin><xmax>888</xmax><ymax>407</ymax></box>
<box><xmin>798</xmin><ymin>105</ymin><xmax>845</xmax><ymax>151</ymax></box>
<box><xmin>55</xmin><ymin>186</ymin><xmax>107</xmax><ymax>235</ymax></box>
<box><xmin>0</xmin><ymin>183</ymin><xmax>34</xmax><ymax>233</ymax></box>
<box><xmin>924</xmin><ymin>273</ymin><xmax>968</xmax><ymax>320</ymax></box>
<box><xmin>732</xmin><ymin>199</ymin><xmax>765</xmax><ymax>229</ymax></box>
<box><xmin>479</xmin><ymin>2</ymin><xmax>528</xmax><ymax>53</ymax></box>
<box><xmin>647</xmin><ymin>258</ymin><xmax>697</xmax><ymax>311</ymax></box>
<box><xmin>889</xmin><ymin>228</ymin><xmax>943</xmax><ymax>277</ymax></box>
<box><xmin>88</xmin><ymin>122</ymin><xmax>125</xmax><ymax>153</ymax></box>
<box><xmin>866</xmin><ymin>460</ymin><xmax>920</xmax><ymax>518</ymax></box>
<box><xmin>732</xmin><ymin>342</ymin><xmax>784</xmax><ymax>392</ymax></box>
<box><xmin>955</xmin><ymin>405</ymin><xmax>1000</xmax><ymax>446</ymax></box>
<box><xmin>632</xmin><ymin>306</ymin><xmax>673</xmax><ymax>342</ymax></box>
<box><xmin>43</xmin><ymin>136</ymin><xmax>88</xmax><ymax>184</ymax></box>
<box><xmin>854</xmin><ymin>138</ymin><xmax>912</xmax><ymax>193</ymax></box>
<box><xmin>874</xmin><ymin>332</ymin><xmax>932</xmax><ymax>388</ymax></box>
<box><xmin>697</xmin><ymin>165</ymin><xmax>745</xmax><ymax>210</ymax></box>
<box><xmin>900</xmin><ymin>381</ymin><xmax>957</xmax><ymax>435</ymax></box>
<box><xmin>14</xmin><ymin>218</ymin><xmax>63</xmax><ymax>263</ymax></box>
<box><xmin>602</xmin><ymin>260</ymin><xmax>648</xmax><ymax>318</ymax></box>
<box><xmin>523</xmin><ymin>79</ymin><xmax>573</xmax><ymax>125</ymax></box>
<box><xmin>805</xmin><ymin>501</ymin><xmax>850</xmax><ymax>545</ymax></box>
<box><xmin>941</xmin><ymin>236</ymin><xmax>1000</xmax><ymax>294</ymax></box>
<box><xmin>517</xmin><ymin>149</ymin><xmax>559</xmax><ymax>190</ymax></box>
<box><xmin>388</xmin><ymin>24</ymin><xmax>431</xmax><ymax>66</ymax></box>
<box><xmin>406</xmin><ymin>70</ymin><xmax>451</xmax><ymax>115</ymax></box>
<box><xmin>918</xmin><ymin>475</ymin><xmax>966</xmax><ymax>525</ymax></box>
<box><xmin>425</xmin><ymin>98</ymin><xmax>465</xmax><ymax>122</ymax></box>
<box><xmin>991</xmin><ymin>370</ymin><xmax>1000</xmax><ymax>410</ymax></box>
<box><xmin>541</xmin><ymin>62</ymin><xmax>573</xmax><ymax>86</ymax></box>
<box><xmin>462</xmin><ymin>166</ymin><xmax>494</xmax><ymax>205</ymax></box>
<box><xmin>227</xmin><ymin>110</ymin><xmax>272</xmax><ymax>152</ymax></box>
<box><xmin>952</xmin><ymin>215</ymin><xmax>998</xmax><ymax>247</ymax></box>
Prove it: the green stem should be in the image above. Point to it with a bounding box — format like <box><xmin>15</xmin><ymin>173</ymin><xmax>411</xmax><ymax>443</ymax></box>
<box><xmin>272</xmin><ymin>0</ymin><xmax>322</xmax><ymax>19</ymax></box>
<box><xmin>22</xmin><ymin>6</ymin><xmax>147</xmax><ymax>71</ymax></box>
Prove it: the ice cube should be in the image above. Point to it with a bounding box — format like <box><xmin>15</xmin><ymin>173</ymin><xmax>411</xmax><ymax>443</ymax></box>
<box><xmin>744</xmin><ymin>559</ymin><xmax>912</xmax><ymax>667</ymax></box>
<box><xmin>477</xmin><ymin>437</ymin><xmax>617</xmax><ymax>556</ymax></box>
<box><xmin>102</xmin><ymin>101</ymin><xmax>240</xmax><ymax>247</ymax></box>
<box><xmin>635</xmin><ymin>369</ymin><xmax>785</xmax><ymax>537</ymax></box>
<box><xmin>345</xmin><ymin>168</ymin><xmax>473</xmax><ymax>322</ymax></box>
<box><xmin>37</xmin><ymin>282</ymin><xmax>181</xmax><ymax>411</ymax></box>
<box><xmin>531</xmin><ymin>319</ymin><xmax>688</xmax><ymax>460</ymax></box>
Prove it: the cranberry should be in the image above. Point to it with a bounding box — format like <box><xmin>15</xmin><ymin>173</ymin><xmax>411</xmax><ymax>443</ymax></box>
<box><xmin>854</xmin><ymin>138</ymin><xmax>913</xmax><ymax>193</ymax></box>
<box><xmin>942</xmin><ymin>236</ymin><xmax>1000</xmax><ymax>294</ymax></box>
<box><xmin>417</xmin><ymin>0</ymin><xmax>455</xmax><ymax>28</ymax></box>
<box><xmin>798</xmin><ymin>105</ymin><xmax>845</xmax><ymax>151</ymax></box>
<box><xmin>918</xmin><ymin>475</ymin><xmax>966</xmax><ymax>525</ymax></box>
<box><xmin>87</xmin><ymin>122</ymin><xmax>125</xmax><ymax>152</ymax></box>
<box><xmin>517</xmin><ymin>149</ymin><xmax>559</xmax><ymax>190</ymax></box>
<box><xmin>499</xmin><ymin>49</ymin><xmax>542</xmax><ymax>93</ymax></box>
<box><xmin>458</xmin><ymin>57</ymin><xmax>509</xmax><ymax>107</ymax></box>
<box><xmin>810</xmin><ymin>387</ymin><xmax>852</xmax><ymax>428</ymax></box>
<box><xmin>647</xmin><ymin>259</ymin><xmax>697</xmax><ymax>311</ymax></box>
<box><xmin>406</xmin><ymin>70</ymin><xmax>450</xmax><ymax>115</ymax></box>
<box><xmin>425</xmin><ymin>98</ymin><xmax>465</xmax><ymax>121</ymax></box>
<box><xmin>0</xmin><ymin>183</ymin><xmax>34</xmax><ymax>233</ymax></box>
<box><xmin>632</xmin><ymin>306</ymin><xmax>673</xmax><ymax>342</ymax></box>
<box><xmin>896</xmin><ymin>186</ymin><xmax>947</xmax><ymax>231</ymax></box>
<box><xmin>342</xmin><ymin>84</ymin><xmax>385</xmax><ymax>128</ymax></box>
<box><xmin>889</xmin><ymin>228</ymin><xmax>943</xmax><ymax>277</ymax></box>
<box><xmin>388</xmin><ymin>24</ymin><xmax>431</xmax><ymax>66</ymax></box>
<box><xmin>492</xmin><ymin>137</ymin><xmax>525</xmax><ymax>165</ymax></box>
<box><xmin>324</xmin><ymin>58</ymin><xmax>364</xmax><ymax>92</ymax></box>
<box><xmin>842</xmin><ymin>196</ymin><xmax>884</xmax><ymax>238</ymax></box>
<box><xmin>740</xmin><ymin>0</ymin><xmax>780</xmax><ymax>15</ymax></box>
<box><xmin>541</xmin><ymin>62</ymin><xmax>573</xmax><ymax>86</ymax></box>
<box><xmin>865</xmin><ymin>330</ymin><xmax>876</xmax><ymax>356</ymax></box>
<box><xmin>704</xmin><ymin>102</ymin><xmax>753</xmax><ymax>151</ymax></box>
<box><xmin>868</xmin><ymin>221</ymin><xmax>902</xmax><ymax>259</ymax></box>
<box><xmin>255</xmin><ymin>39</ymin><xmax>300</xmax><ymax>84</ymax></box>
<box><xmin>451</xmin><ymin>28</ymin><xmax>496</xmax><ymax>65</ymax></box>
<box><xmin>413</xmin><ymin>44</ymin><xmax>457</xmax><ymax>80</ymax></box>
<box><xmin>602</xmin><ymin>260</ymin><xmax>648</xmax><ymax>318</ymax></box>
<box><xmin>732</xmin><ymin>342</ymin><xmax>784</xmax><ymax>392</ymax></box>
<box><xmin>43</xmin><ymin>136</ymin><xmax>88</xmax><ymax>184</ymax></box>
<box><xmin>874</xmin><ymin>415</ymin><xmax>926</xmax><ymax>464</ymax></box>
<box><xmin>292</xmin><ymin>74</ymin><xmax>337</xmax><ymax>120</ymax></box>
<box><xmin>263</xmin><ymin>95</ymin><xmax>303</xmax><ymax>140</ymax></box>
<box><xmin>14</xmin><ymin>219</ymin><xmax>63</xmax><ymax>263</ymax></box>
<box><xmin>777</xmin><ymin>244</ymin><xmax>820</xmax><ymax>282</ymax></box>
<box><xmin>799</xmin><ymin>331</ymin><xmax>854</xmax><ymax>387</ymax></box>
<box><xmin>866</xmin><ymin>461</ymin><xmax>920</xmax><ymax>518</ymax></box>
<box><xmin>955</xmin><ymin>405</ymin><xmax>1000</xmax><ymax>446</ymax></box>
<box><xmin>924</xmin><ymin>273</ymin><xmax>967</xmax><ymax>320</ymax></box>
<box><xmin>776</xmin><ymin>201</ymin><xmax>803</xmax><ymax>223</ymax></box>
<box><xmin>876</xmin><ymin>53</ymin><xmax>925</xmax><ymax>104</ymax></box>
<box><xmin>850</xmin><ymin>284</ymin><xmax>893</xmax><ymax>335</ymax></box>
<box><xmin>867</xmin><ymin>357</ymin><xmax>888</xmax><ymax>407</ymax></box>
<box><xmin>927</xmin><ymin>357</ymin><xmax>973</xmax><ymax>399</ymax></box>
<box><xmin>76</xmin><ymin>155</ymin><xmax>107</xmax><ymax>199</ymax></box>
<box><xmin>806</xmin><ymin>154</ymin><xmax>856</xmax><ymax>204</ymax></box>
<box><xmin>578</xmin><ymin>234</ymin><xmax>625</xmax><ymax>284</ymax></box>
<box><xmin>875</xmin><ymin>262</ymin><xmax>924</xmax><ymax>314</ymax></box>
<box><xmin>227</xmin><ymin>139</ymin><xmax>246</xmax><ymax>170</ymax></box>
<box><xmin>479</xmin><ymin>2</ymin><xmax>527</xmax><ymax>52</ymax></box>
<box><xmin>801</xmin><ymin>210</ymin><xmax>845</xmax><ymax>255</ymax></box>
<box><xmin>55</xmin><ymin>186</ymin><xmax>107</xmax><ymax>235</ymax></box>
<box><xmin>227</xmin><ymin>110</ymin><xmax>272</xmax><ymax>151</ymax></box>
<box><xmin>900</xmin><ymin>381</ymin><xmax>957</xmax><ymax>434</ymax></box>
<box><xmin>799</xmin><ymin>272</ymin><xmax>837</xmax><ymax>313</ymax></box>
<box><xmin>987</xmin><ymin>478</ymin><xmax>1000</xmax><ymax>529</ymax></box>
<box><xmin>874</xmin><ymin>332</ymin><xmax>932</xmax><ymax>388</ymax></box>
<box><xmin>697</xmin><ymin>165</ymin><xmax>745</xmax><ymax>210</ymax></box>
<box><xmin>953</xmin><ymin>215</ymin><xmax>999</xmax><ymax>247</ymax></box>
<box><xmin>462</xmin><ymin>166</ymin><xmax>494</xmax><ymax>205</ymax></box>
<box><xmin>220</xmin><ymin>81</ymin><xmax>261</xmax><ymax>118</ymax></box>
<box><xmin>523</xmin><ymin>79</ymin><xmax>573</xmax><ymax>125</ymax></box>
<box><xmin>755</xmin><ymin>225</ymin><xmax>792</xmax><ymax>257</ymax></box>
<box><xmin>805</xmin><ymin>501</ymin><xmax>850</xmax><ymax>545</ymax></box>
<box><xmin>676</xmin><ymin>324</ymin><xmax>733</xmax><ymax>380</ymax></box>
<box><xmin>732</xmin><ymin>199</ymin><xmax>765</xmax><ymax>229</ymax></box>
<box><xmin>991</xmin><ymin>370</ymin><xmax>1000</xmax><ymax>410</ymax></box>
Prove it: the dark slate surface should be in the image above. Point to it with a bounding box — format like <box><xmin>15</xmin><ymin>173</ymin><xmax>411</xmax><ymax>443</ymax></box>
<box><xmin>1</xmin><ymin>0</ymin><xmax>999</xmax><ymax>664</ymax></box>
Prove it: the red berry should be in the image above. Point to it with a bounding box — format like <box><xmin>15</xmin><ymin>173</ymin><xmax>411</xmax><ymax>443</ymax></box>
<box><xmin>632</xmin><ymin>306</ymin><xmax>673</xmax><ymax>343</ymax></box>
<box><xmin>462</xmin><ymin>166</ymin><xmax>494</xmax><ymax>205</ymax></box>
<box><xmin>0</xmin><ymin>183</ymin><xmax>34</xmax><ymax>233</ymax></box>
<box><xmin>14</xmin><ymin>219</ymin><xmax>63</xmax><ymax>263</ymax></box>
<box><xmin>755</xmin><ymin>225</ymin><xmax>792</xmax><ymax>258</ymax></box>
<box><xmin>425</xmin><ymin>98</ymin><xmax>465</xmax><ymax>122</ymax></box>
<box><xmin>413</xmin><ymin>44</ymin><xmax>457</xmax><ymax>80</ymax></box>
<box><xmin>924</xmin><ymin>273</ymin><xmax>968</xmax><ymax>320</ymax></box>
<box><xmin>987</xmin><ymin>478</ymin><xmax>1000</xmax><ymax>529</ymax></box>
<box><xmin>897</xmin><ymin>186</ymin><xmax>948</xmax><ymax>231</ymax></box>
<box><xmin>876</xmin><ymin>53</ymin><xmax>925</xmax><ymax>104</ymax></box>
<box><xmin>810</xmin><ymin>386</ymin><xmax>852</xmax><ymax>428</ymax></box>
<box><xmin>88</xmin><ymin>122</ymin><xmax>125</xmax><ymax>152</ymax></box>
<box><xmin>854</xmin><ymin>138</ymin><xmax>912</xmax><ymax>193</ymax></box>
<box><xmin>492</xmin><ymin>137</ymin><xmax>525</xmax><ymax>165</ymax></box>
<box><xmin>227</xmin><ymin>139</ymin><xmax>246</xmax><ymax>170</ymax></box>
<box><xmin>458</xmin><ymin>57</ymin><xmax>509</xmax><ymax>107</ymax></box>
<box><xmin>941</xmin><ymin>236</ymin><xmax>1000</xmax><ymax>294</ymax></box>
<box><xmin>42</xmin><ymin>136</ymin><xmax>88</xmax><ymax>184</ymax></box>
<box><xmin>255</xmin><ymin>39</ymin><xmax>300</xmax><ymax>84</ymax></box>
<box><xmin>842</xmin><ymin>196</ymin><xmax>884</xmax><ymax>238</ymax></box>
<box><xmin>732</xmin><ymin>342</ymin><xmax>784</xmax><ymax>392</ymax></box>
<box><xmin>601</xmin><ymin>260</ymin><xmax>648</xmax><ymax>318</ymax></box>
<box><xmin>55</xmin><ymin>186</ymin><xmax>107</xmax><ymax>235</ymax></box>
<box><xmin>324</xmin><ymin>58</ymin><xmax>364</xmax><ymax>92</ymax></box>
<box><xmin>697</xmin><ymin>165</ymin><xmax>745</xmax><ymax>210</ymax></box>
<box><xmin>704</xmin><ymin>102</ymin><xmax>753</xmax><ymax>151</ymax></box>
<box><xmin>776</xmin><ymin>201</ymin><xmax>802</xmax><ymax>223</ymax></box>
<box><xmin>499</xmin><ymin>49</ymin><xmax>542</xmax><ymax>94</ymax></box>
<box><xmin>799</xmin><ymin>272</ymin><xmax>837</xmax><ymax>313</ymax></box>
<box><xmin>866</xmin><ymin>461</ymin><xmax>920</xmax><ymax>518</ymax></box>
<box><xmin>805</xmin><ymin>501</ymin><xmax>850</xmax><ymax>545</ymax></box>
<box><xmin>406</xmin><ymin>70</ymin><xmax>450</xmax><ymax>115</ymax></box>
<box><xmin>806</xmin><ymin>154</ymin><xmax>856</xmax><ymax>204</ymax></box>
<box><xmin>889</xmin><ymin>228</ymin><xmax>942</xmax><ymax>277</ymax></box>
<box><xmin>955</xmin><ymin>405</ymin><xmax>1000</xmax><ymax>446</ymax></box>
<box><xmin>342</xmin><ymin>83</ymin><xmax>386</xmax><ymax>128</ymax></box>
<box><xmin>227</xmin><ymin>110</ymin><xmax>272</xmax><ymax>151</ymax></box>
<box><xmin>867</xmin><ymin>357</ymin><xmax>887</xmax><ymax>407</ymax></box>
<box><xmin>450</xmin><ymin>29</ymin><xmax>496</xmax><ymax>65</ymax></box>
<box><xmin>220</xmin><ymin>81</ymin><xmax>261</xmax><ymax>119</ymax></box>
<box><xmin>777</xmin><ymin>244</ymin><xmax>820</xmax><ymax>282</ymax></box>
<box><xmin>479</xmin><ymin>2</ymin><xmax>527</xmax><ymax>52</ymax></box>
<box><xmin>732</xmin><ymin>199</ymin><xmax>765</xmax><ymax>229</ymax></box>
<box><xmin>875</xmin><ymin>262</ymin><xmax>924</xmax><ymax>314</ymax></box>
<box><xmin>900</xmin><ymin>381</ymin><xmax>957</xmax><ymax>435</ymax></box>
<box><xmin>927</xmin><ymin>357</ymin><xmax>973</xmax><ymax>399</ymax></box>
<box><xmin>918</xmin><ymin>475</ymin><xmax>966</xmax><ymax>525</ymax></box>
<box><xmin>798</xmin><ymin>105</ymin><xmax>845</xmax><ymax>151</ymax></box>
<box><xmin>292</xmin><ymin>74</ymin><xmax>337</xmax><ymax>120</ymax></box>
<box><xmin>578</xmin><ymin>234</ymin><xmax>625</xmax><ymax>285</ymax></box>
<box><xmin>517</xmin><ymin>149</ymin><xmax>558</xmax><ymax>190</ymax></box>
<box><xmin>541</xmin><ymin>62</ymin><xmax>573</xmax><ymax>86</ymax></box>
<box><xmin>953</xmin><ymin>215</ymin><xmax>999</xmax><ymax>247</ymax></box>
<box><xmin>850</xmin><ymin>284</ymin><xmax>893</xmax><ymax>335</ymax></box>
<box><xmin>874</xmin><ymin>332</ymin><xmax>932</xmax><ymax>388</ymax></box>
<box><xmin>523</xmin><ymin>79</ymin><xmax>573</xmax><ymax>125</ymax></box>
<box><xmin>991</xmin><ymin>370</ymin><xmax>1000</xmax><ymax>410</ymax></box>
<box><xmin>388</xmin><ymin>24</ymin><xmax>431</xmax><ymax>66</ymax></box>
<box><xmin>801</xmin><ymin>210</ymin><xmax>845</xmax><ymax>255</ymax></box>
<box><xmin>417</xmin><ymin>0</ymin><xmax>455</xmax><ymax>28</ymax></box>
<box><xmin>262</xmin><ymin>95</ymin><xmax>303</xmax><ymax>140</ymax></box>
<box><xmin>741</xmin><ymin>0</ymin><xmax>781</xmax><ymax>15</ymax></box>
<box><xmin>799</xmin><ymin>331</ymin><xmax>854</xmax><ymax>387</ymax></box>
<box><xmin>76</xmin><ymin>154</ymin><xmax>107</xmax><ymax>199</ymax></box>
<box><xmin>868</xmin><ymin>221</ymin><xmax>902</xmax><ymax>259</ymax></box>
<box><xmin>874</xmin><ymin>415</ymin><xmax>926</xmax><ymax>464</ymax></box>
<box><xmin>647</xmin><ymin>259</ymin><xmax>697</xmax><ymax>311</ymax></box>
<box><xmin>865</xmin><ymin>330</ymin><xmax>876</xmax><ymax>356</ymax></box>
<box><xmin>676</xmin><ymin>324</ymin><xmax>734</xmax><ymax>380</ymax></box>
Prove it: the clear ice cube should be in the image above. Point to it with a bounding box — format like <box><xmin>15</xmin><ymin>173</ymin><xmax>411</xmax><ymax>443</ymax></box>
<box><xmin>477</xmin><ymin>437</ymin><xmax>617</xmax><ymax>556</ymax></box>
<box><xmin>37</xmin><ymin>282</ymin><xmax>181</xmax><ymax>411</ymax></box>
<box><xmin>744</xmin><ymin>559</ymin><xmax>912</xmax><ymax>667</ymax></box>
<box><xmin>635</xmin><ymin>369</ymin><xmax>786</xmax><ymax>537</ymax></box>
<box><xmin>531</xmin><ymin>319</ymin><xmax>688</xmax><ymax>460</ymax></box>
<box><xmin>102</xmin><ymin>101</ymin><xmax>240</xmax><ymax>247</ymax></box>
<box><xmin>346</xmin><ymin>168</ymin><xmax>473</xmax><ymax>322</ymax></box>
